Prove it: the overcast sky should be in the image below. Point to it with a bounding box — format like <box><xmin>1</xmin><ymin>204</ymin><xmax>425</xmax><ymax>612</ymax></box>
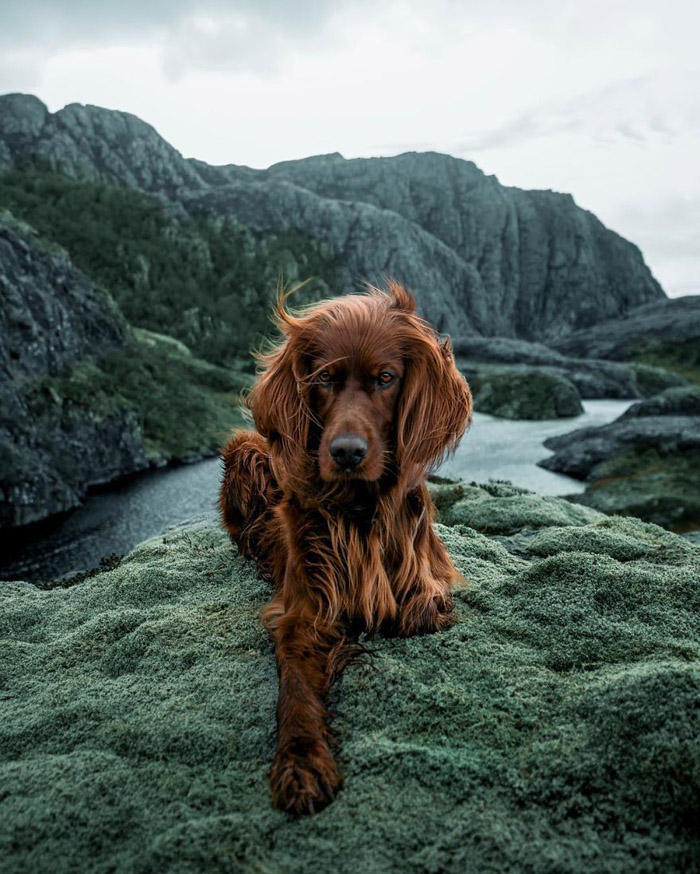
<box><xmin>1</xmin><ymin>0</ymin><xmax>698</xmax><ymax>297</ymax></box>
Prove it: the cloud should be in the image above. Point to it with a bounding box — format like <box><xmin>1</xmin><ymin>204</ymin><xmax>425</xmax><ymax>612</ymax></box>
<box><xmin>160</xmin><ymin>3</ymin><xmax>372</xmax><ymax>79</ymax></box>
<box><xmin>452</xmin><ymin>72</ymin><xmax>699</xmax><ymax>155</ymax></box>
<box><xmin>0</xmin><ymin>1</ymin><xmax>366</xmax><ymax>76</ymax></box>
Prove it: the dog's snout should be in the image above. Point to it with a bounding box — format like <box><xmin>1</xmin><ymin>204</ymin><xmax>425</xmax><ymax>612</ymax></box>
<box><xmin>329</xmin><ymin>434</ymin><xmax>368</xmax><ymax>469</ymax></box>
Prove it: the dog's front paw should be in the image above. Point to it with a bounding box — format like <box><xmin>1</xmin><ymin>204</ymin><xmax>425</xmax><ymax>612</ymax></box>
<box><xmin>270</xmin><ymin>740</ymin><xmax>342</xmax><ymax>815</ymax></box>
<box><xmin>390</xmin><ymin>593</ymin><xmax>455</xmax><ymax>637</ymax></box>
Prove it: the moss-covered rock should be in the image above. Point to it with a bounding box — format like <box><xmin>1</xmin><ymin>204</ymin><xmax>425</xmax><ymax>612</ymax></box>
<box><xmin>464</xmin><ymin>364</ymin><xmax>583</xmax><ymax>419</ymax></box>
<box><xmin>539</xmin><ymin>388</ymin><xmax>700</xmax><ymax>530</ymax></box>
<box><xmin>432</xmin><ymin>479</ymin><xmax>602</xmax><ymax>533</ymax></box>
<box><xmin>1</xmin><ymin>492</ymin><xmax>698</xmax><ymax>873</ymax></box>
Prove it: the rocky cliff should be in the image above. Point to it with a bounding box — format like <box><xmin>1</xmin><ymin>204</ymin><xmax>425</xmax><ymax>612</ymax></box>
<box><xmin>0</xmin><ymin>213</ymin><xmax>247</xmax><ymax>530</ymax></box>
<box><xmin>0</xmin><ymin>212</ymin><xmax>146</xmax><ymax>527</ymax></box>
<box><xmin>263</xmin><ymin>152</ymin><xmax>665</xmax><ymax>339</ymax></box>
<box><xmin>0</xmin><ymin>93</ymin><xmax>665</xmax><ymax>341</ymax></box>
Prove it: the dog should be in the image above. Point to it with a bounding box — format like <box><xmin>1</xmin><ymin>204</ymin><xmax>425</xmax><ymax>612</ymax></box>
<box><xmin>220</xmin><ymin>280</ymin><xmax>472</xmax><ymax>814</ymax></box>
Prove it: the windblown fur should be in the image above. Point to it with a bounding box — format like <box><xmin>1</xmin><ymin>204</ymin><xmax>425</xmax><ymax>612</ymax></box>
<box><xmin>220</xmin><ymin>280</ymin><xmax>472</xmax><ymax>814</ymax></box>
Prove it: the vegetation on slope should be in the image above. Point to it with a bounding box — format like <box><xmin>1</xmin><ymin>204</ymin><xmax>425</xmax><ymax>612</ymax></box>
<box><xmin>28</xmin><ymin>328</ymin><xmax>251</xmax><ymax>465</ymax></box>
<box><xmin>629</xmin><ymin>341</ymin><xmax>700</xmax><ymax>388</ymax></box>
<box><xmin>0</xmin><ymin>166</ymin><xmax>338</xmax><ymax>364</ymax></box>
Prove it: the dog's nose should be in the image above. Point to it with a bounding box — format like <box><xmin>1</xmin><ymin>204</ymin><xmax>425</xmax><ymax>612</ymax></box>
<box><xmin>329</xmin><ymin>435</ymin><xmax>368</xmax><ymax>469</ymax></box>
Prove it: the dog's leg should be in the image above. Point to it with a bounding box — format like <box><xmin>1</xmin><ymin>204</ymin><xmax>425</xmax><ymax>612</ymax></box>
<box><xmin>386</xmin><ymin>485</ymin><xmax>457</xmax><ymax>637</ymax></box>
<box><xmin>219</xmin><ymin>430</ymin><xmax>281</xmax><ymax>578</ymax></box>
<box><xmin>265</xmin><ymin>597</ymin><xmax>346</xmax><ymax>815</ymax></box>
<box><xmin>262</xmin><ymin>504</ymin><xmax>349</xmax><ymax>815</ymax></box>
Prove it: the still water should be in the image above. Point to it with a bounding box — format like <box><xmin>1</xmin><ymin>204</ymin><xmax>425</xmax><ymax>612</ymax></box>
<box><xmin>0</xmin><ymin>400</ymin><xmax>632</xmax><ymax>583</ymax></box>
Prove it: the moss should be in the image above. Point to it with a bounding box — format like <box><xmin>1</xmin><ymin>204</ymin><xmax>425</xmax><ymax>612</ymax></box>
<box><xmin>631</xmin><ymin>362</ymin><xmax>693</xmax><ymax>397</ymax></box>
<box><xmin>629</xmin><ymin>340</ymin><xmax>700</xmax><ymax>387</ymax></box>
<box><xmin>573</xmin><ymin>450</ymin><xmax>700</xmax><ymax>532</ymax></box>
<box><xmin>440</xmin><ymin>485</ymin><xmax>602</xmax><ymax>535</ymax></box>
<box><xmin>2</xmin><ymin>500</ymin><xmax>698</xmax><ymax>872</ymax></box>
<box><xmin>0</xmin><ymin>166</ymin><xmax>339</xmax><ymax>366</ymax></box>
<box><xmin>467</xmin><ymin>367</ymin><xmax>583</xmax><ymax>420</ymax></box>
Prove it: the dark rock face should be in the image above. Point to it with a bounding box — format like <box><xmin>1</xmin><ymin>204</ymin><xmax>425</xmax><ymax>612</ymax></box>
<box><xmin>552</xmin><ymin>296</ymin><xmax>700</xmax><ymax>360</ymax></box>
<box><xmin>0</xmin><ymin>94</ymin><xmax>666</xmax><ymax>342</ymax></box>
<box><xmin>0</xmin><ymin>215</ymin><xmax>148</xmax><ymax>528</ymax></box>
<box><xmin>0</xmin><ymin>214</ymin><xmax>127</xmax><ymax>379</ymax></box>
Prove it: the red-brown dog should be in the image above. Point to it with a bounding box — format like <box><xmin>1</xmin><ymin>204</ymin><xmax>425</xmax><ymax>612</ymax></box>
<box><xmin>220</xmin><ymin>281</ymin><xmax>472</xmax><ymax>814</ymax></box>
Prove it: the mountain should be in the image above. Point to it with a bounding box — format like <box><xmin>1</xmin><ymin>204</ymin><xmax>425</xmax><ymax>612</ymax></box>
<box><xmin>0</xmin><ymin>93</ymin><xmax>665</xmax><ymax>341</ymax></box>
<box><xmin>552</xmin><ymin>295</ymin><xmax>700</xmax><ymax>361</ymax></box>
<box><xmin>0</xmin><ymin>211</ymin><xmax>247</xmax><ymax>530</ymax></box>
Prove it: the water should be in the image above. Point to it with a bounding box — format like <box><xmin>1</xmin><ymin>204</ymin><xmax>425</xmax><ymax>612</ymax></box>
<box><xmin>442</xmin><ymin>399</ymin><xmax>633</xmax><ymax>494</ymax></box>
<box><xmin>0</xmin><ymin>399</ymin><xmax>632</xmax><ymax>583</ymax></box>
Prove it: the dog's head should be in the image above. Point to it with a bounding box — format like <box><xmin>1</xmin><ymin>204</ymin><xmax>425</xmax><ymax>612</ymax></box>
<box><xmin>249</xmin><ymin>281</ymin><xmax>472</xmax><ymax>493</ymax></box>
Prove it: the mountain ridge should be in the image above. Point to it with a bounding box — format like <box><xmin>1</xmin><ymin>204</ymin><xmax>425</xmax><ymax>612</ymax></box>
<box><xmin>0</xmin><ymin>92</ymin><xmax>665</xmax><ymax>341</ymax></box>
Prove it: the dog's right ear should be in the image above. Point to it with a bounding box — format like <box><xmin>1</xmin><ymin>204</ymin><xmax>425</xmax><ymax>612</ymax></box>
<box><xmin>248</xmin><ymin>333</ymin><xmax>311</xmax><ymax>487</ymax></box>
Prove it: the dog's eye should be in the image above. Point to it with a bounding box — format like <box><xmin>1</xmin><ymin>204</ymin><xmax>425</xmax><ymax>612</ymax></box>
<box><xmin>318</xmin><ymin>370</ymin><xmax>332</xmax><ymax>384</ymax></box>
<box><xmin>377</xmin><ymin>371</ymin><xmax>395</xmax><ymax>386</ymax></box>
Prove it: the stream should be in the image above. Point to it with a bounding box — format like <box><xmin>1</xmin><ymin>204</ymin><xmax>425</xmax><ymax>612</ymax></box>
<box><xmin>0</xmin><ymin>399</ymin><xmax>632</xmax><ymax>582</ymax></box>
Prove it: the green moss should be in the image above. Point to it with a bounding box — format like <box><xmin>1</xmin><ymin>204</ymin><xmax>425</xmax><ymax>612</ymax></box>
<box><xmin>629</xmin><ymin>340</ymin><xmax>700</xmax><ymax>387</ymax></box>
<box><xmin>29</xmin><ymin>329</ymin><xmax>249</xmax><ymax>463</ymax></box>
<box><xmin>439</xmin><ymin>484</ymin><xmax>602</xmax><ymax>534</ymax></box>
<box><xmin>631</xmin><ymin>362</ymin><xmax>693</xmax><ymax>396</ymax></box>
<box><xmin>0</xmin><ymin>166</ymin><xmax>339</xmax><ymax>365</ymax></box>
<box><xmin>1</xmin><ymin>505</ymin><xmax>699</xmax><ymax>872</ymax></box>
<box><xmin>573</xmin><ymin>450</ymin><xmax>700</xmax><ymax>532</ymax></box>
<box><xmin>467</xmin><ymin>367</ymin><xmax>583</xmax><ymax>420</ymax></box>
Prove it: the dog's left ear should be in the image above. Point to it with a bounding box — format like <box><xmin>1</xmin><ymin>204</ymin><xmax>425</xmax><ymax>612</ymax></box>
<box><xmin>396</xmin><ymin>330</ymin><xmax>472</xmax><ymax>479</ymax></box>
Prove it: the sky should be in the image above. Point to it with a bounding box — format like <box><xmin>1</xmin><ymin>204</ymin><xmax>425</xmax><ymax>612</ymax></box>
<box><xmin>1</xmin><ymin>0</ymin><xmax>698</xmax><ymax>297</ymax></box>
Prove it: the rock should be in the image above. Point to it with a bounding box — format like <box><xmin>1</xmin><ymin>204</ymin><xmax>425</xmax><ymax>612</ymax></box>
<box><xmin>454</xmin><ymin>336</ymin><xmax>688</xmax><ymax>401</ymax></box>
<box><xmin>431</xmin><ymin>479</ymin><xmax>602</xmax><ymax>533</ymax></box>
<box><xmin>538</xmin><ymin>388</ymin><xmax>700</xmax><ymax>529</ymax></box>
<box><xmin>0</xmin><ymin>213</ymin><xmax>147</xmax><ymax>528</ymax></box>
<box><xmin>0</xmin><ymin>95</ymin><xmax>665</xmax><ymax>342</ymax></box>
<box><xmin>462</xmin><ymin>363</ymin><xmax>583</xmax><ymax>419</ymax></box>
<box><xmin>619</xmin><ymin>385</ymin><xmax>700</xmax><ymax>419</ymax></box>
<box><xmin>0</xmin><ymin>211</ymin><xmax>128</xmax><ymax>377</ymax></box>
<box><xmin>0</xmin><ymin>214</ymin><xmax>246</xmax><ymax>530</ymax></box>
<box><xmin>0</xmin><ymin>93</ymin><xmax>206</xmax><ymax>193</ymax></box>
<box><xmin>552</xmin><ymin>295</ymin><xmax>700</xmax><ymax>360</ymax></box>
<box><xmin>1</xmin><ymin>498</ymin><xmax>698</xmax><ymax>872</ymax></box>
<box><xmin>264</xmin><ymin>151</ymin><xmax>665</xmax><ymax>340</ymax></box>
<box><xmin>540</xmin><ymin>416</ymin><xmax>700</xmax><ymax>480</ymax></box>
<box><xmin>570</xmin><ymin>458</ymin><xmax>700</xmax><ymax>530</ymax></box>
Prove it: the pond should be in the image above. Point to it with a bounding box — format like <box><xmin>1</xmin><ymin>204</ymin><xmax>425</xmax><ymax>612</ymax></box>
<box><xmin>0</xmin><ymin>399</ymin><xmax>632</xmax><ymax>583</ymax></box>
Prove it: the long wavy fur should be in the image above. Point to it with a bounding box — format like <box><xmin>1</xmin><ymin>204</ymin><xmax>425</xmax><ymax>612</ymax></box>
<box><xmin>220</xmin><ymin>280</ymin><xmax>472</xmax><ymax>814</ymax></box>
